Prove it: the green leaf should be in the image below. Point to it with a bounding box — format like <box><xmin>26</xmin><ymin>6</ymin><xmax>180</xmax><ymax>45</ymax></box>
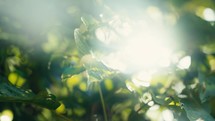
<box><xmin>32</xmin><ymin>91</ymin><xmax>60</xmax><ymax>110</ymax></box>
<box><xmin>181</xmin><ymin>99</ymin><xmax>214</xmax><ymax>121</ymax></box>
<box><xmin>0</xmin><ymin>80</ymin><xmax>60</xmax><ymax>110</ymax></box>
<box><xmin>199</xmin><ymin>74</ymin><xmax>215</xmax><ymax>103</ymax></box>
<box><xmin>0</xmin><ymin>81</ymin><xmax>34</xmax><ymax>101</ymax></box>
<box><xmin>61</xmin><ymin>66</ymin><xmax>85</xmax><ymax>79</ymax></box>
<box><xmin>74</xmin><ymin>28</ymin><xmax>92</xmax><ymax>56</ymax></box>
<box><xmin>74</xmin><ymin>15</ymin><xmax>101</xmax><ymax>56</ymax></box>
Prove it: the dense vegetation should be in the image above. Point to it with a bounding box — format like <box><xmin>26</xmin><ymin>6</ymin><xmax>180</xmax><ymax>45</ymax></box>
<box><xmin>0</xmin><ymin>0</ymin><xmax>215</xmax><ymax>121</ymax></box>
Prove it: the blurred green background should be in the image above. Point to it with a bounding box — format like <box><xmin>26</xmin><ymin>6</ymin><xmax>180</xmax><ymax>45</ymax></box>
<box><xmin>0</xmin><ymin>0</ymin><xmax>215</xmax><ymax>121</ymax></box>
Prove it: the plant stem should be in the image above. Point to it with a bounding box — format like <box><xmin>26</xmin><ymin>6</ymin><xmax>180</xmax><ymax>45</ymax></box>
<box><xmin>98</xmin><ymin>83</ymin><xmax>108</xmax><ymax>121</ymax></box>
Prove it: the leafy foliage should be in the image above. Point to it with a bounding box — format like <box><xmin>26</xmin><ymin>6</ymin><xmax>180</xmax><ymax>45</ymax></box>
<box><xmin>0</xmin><ymin>0</ymin><xmax>215</xmax><ymax>121</ymax></box>
<box><xmin>0</xmin><ymin>79</ymin><xmax>60</xmax><ymax>110</ymax></box>
<box><xmin>182</xmin><ymin>99</ymin><xmax>214</xmax><ymax>121</ymax></box>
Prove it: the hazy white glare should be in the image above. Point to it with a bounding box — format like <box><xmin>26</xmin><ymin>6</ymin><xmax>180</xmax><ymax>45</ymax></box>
<box><xmin>0</xmin><ymin>0</ymin><xmax>61</xmax><ymax>34</ymax></box>
<box><xmin>162</xmin><ymin>109</ymin><xmax>174</xmax><ymax>121</ymax></box>
<box><xmin>146</xmin><ymin>106</ymin><xmax>175</xmax><ymax>121</ymax></box>
<box><xmin>95</xmin><ymin>27</ymin><xmax>118</xmax><ymax>45</ymax></box>
<box><xmin>203</xmin><ymin>8</ymin><xmax>215</xmax><ymax>22</ymax></box>
<box><xmin>172</xmin><ymin>81</ymin><xmax>185</xmax><ymax>94</ymax></box>
<box><xmin>146</xmin><ymin>6</ymin><xmax>163</xmax><ymax>21</ymax></box>
<box><xmin>0</xmin><ymin>115</ymin><xmax>12</xmax><ymax>121</ymax></box>
<box><xmin>101</xmin><ymin>19</ymin><xmax>173</xmax><ymax>73</ymax></box>
<box><xmin>131</xmin><ymin>70</ymin><xmax>155</xmax><ymax>87</ymax></box>
<box><xmin>177</xmin><ymin>56</ymin><xmax>191</xmax><ymax>69</ymax></box>
<box><xmin>148</xmin><ymin>101</ymin><xmax>154</xmax><ymax>106</ymax></box>
<box><xmin>196</xmin><ymin>118</ymin><xmax>204</xmax><ymax>121</ymax></box>
<box><xmin>96</xmin><ymin>9</ymin><xmax>176</xmax><ymax>89</ymax></box>
<box><xmin>146</xmin><ymin>105</ymin><xmax>162</xmax><ymax>121</ymax></box>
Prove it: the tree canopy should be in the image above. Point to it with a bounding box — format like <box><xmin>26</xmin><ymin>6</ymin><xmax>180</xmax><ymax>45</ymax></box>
<box><xmin>0</xmin><ymin>0</ymin><xmax>215</xmax><ymax>121</ymax></box>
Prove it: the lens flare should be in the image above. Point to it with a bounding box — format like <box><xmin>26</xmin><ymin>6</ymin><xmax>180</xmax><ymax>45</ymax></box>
<box><xmin>101</xmin><ymin>18</ymin><xmax>174</xmax><ymax>74</ymax></box>
<box><xmin>100</xmin><ymin>15</ymin><xmax>172</xmax><ymax>73</ymax></box>
<box><xmin>95</xmin><ymin>6</ymin><xmax>177</xmax><ymax>87</ymax></box>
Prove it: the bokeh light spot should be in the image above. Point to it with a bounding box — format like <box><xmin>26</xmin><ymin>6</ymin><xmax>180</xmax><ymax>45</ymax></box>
<box><xmin>0</xmin><ymin>109</ymin><xmax>13</xmax><ymax>121</ymax></box>
<box><xmin>56</xmin><ymin>103</ymin><xmax>66</xmax><ymax>114</ymax></box>
<box><xmin>203</xmin><ymin>8</ymin><xmax>215</xmax><ymax>22</ymax></box>
<box><xmin>79</xmin><ymin>82</ymin><xmax>87</xmax><ymax>92</ymax></box>
<box><xmin>104</xmin><ymin>79</ymin><xmax>113</xmax><ymax>91</ymax></box>
<box><xmin>67</xmin><ymin>75</ymin><xmax>81</xmax><ymax>89</ymax></box>
<box><xmin>8</xmin><ymin>72</ymin><xmax>26</xmax><ymax>87</ymax></box>
<box><xmin>177</xmin><ymin>56</ymin><xmax>191</xmax><ymax>69</ymax></box>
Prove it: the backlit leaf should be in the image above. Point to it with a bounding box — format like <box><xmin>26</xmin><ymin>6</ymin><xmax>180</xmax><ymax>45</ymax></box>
<box><xmin>182</xmin><ymin>99</ymin><xmax>214</xmax><ymax>121</ymax></box>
